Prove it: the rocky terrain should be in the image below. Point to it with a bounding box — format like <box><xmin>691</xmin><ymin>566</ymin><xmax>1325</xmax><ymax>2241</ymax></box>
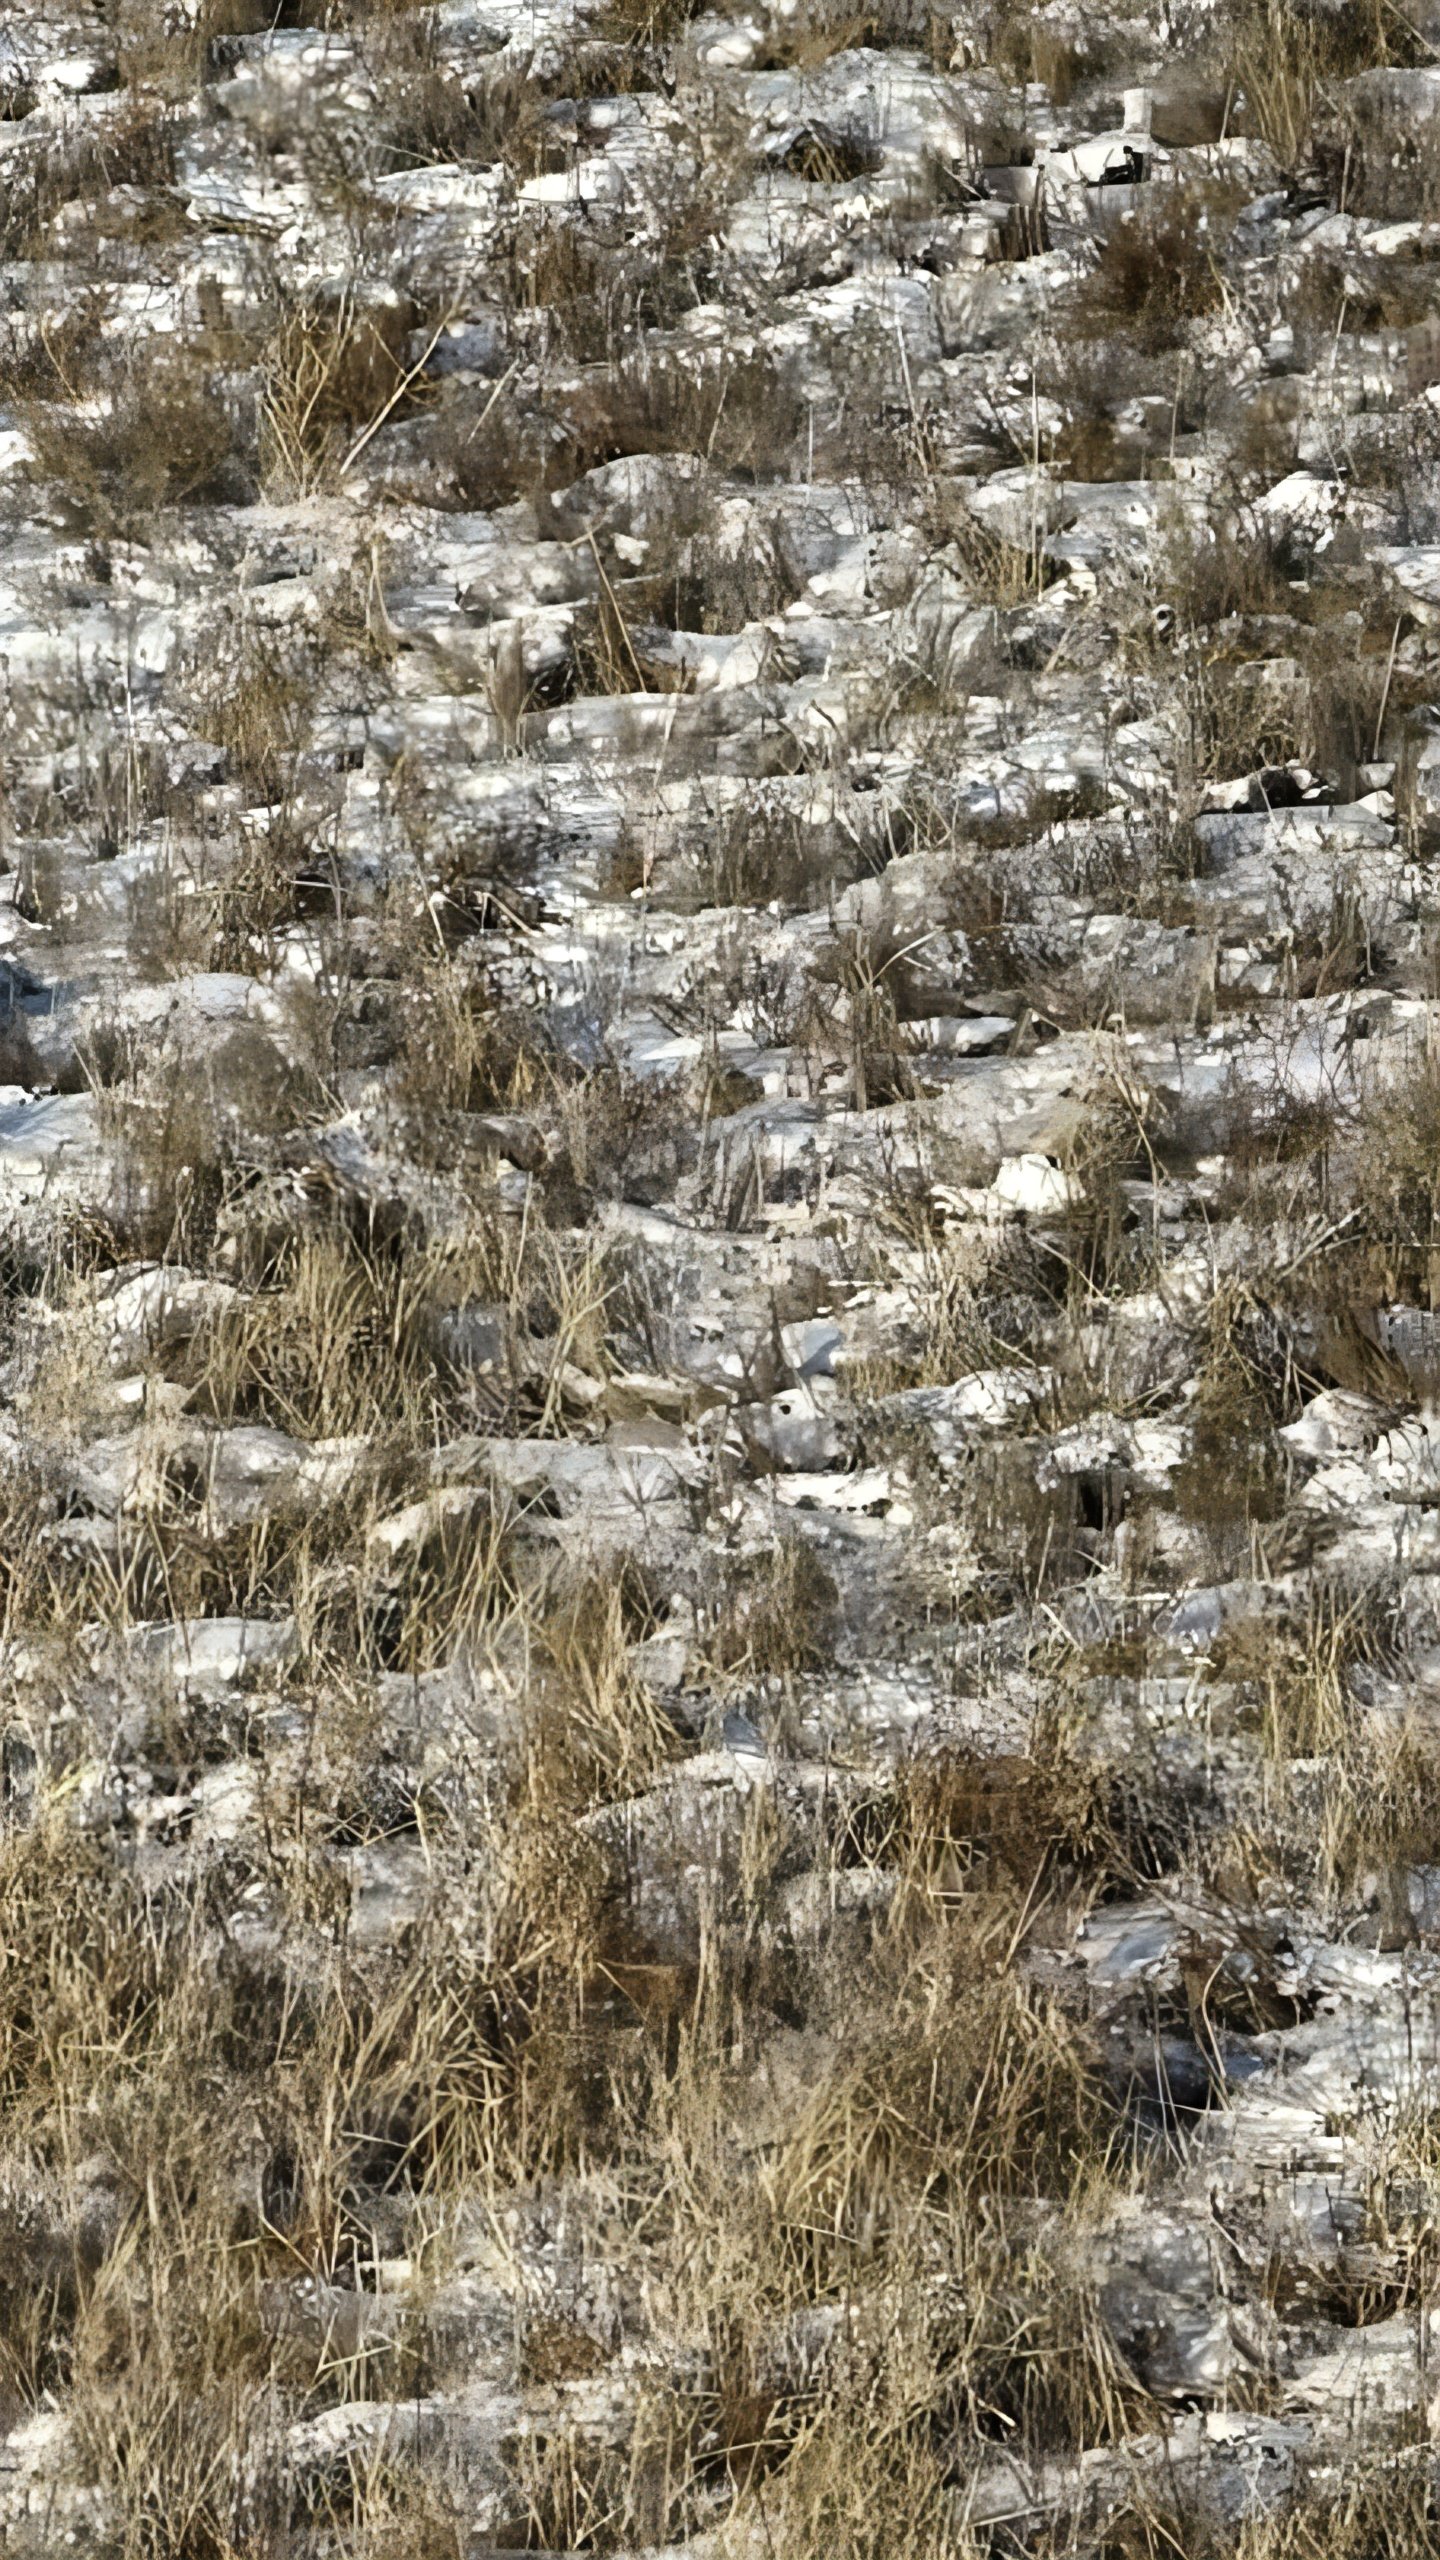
<box><xmin>11</xmin><ymin>0</ymin><xmax>1440</xmax><ymax>2551</ymax></box>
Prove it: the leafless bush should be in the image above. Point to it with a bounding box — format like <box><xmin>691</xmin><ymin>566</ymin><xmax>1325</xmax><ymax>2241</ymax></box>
<box><xmin>1077</xmin><ymin>180</ymin><xmax>1240</xmax><ymax>356</ymax></box>
<box><xmin>19</xmin><ymin>342</ymin><xmax>243</xmax><ymax>525</ymax></box>
<box><xmin>755</xmin><ymin>0</ymin><xmax>947</xmax><ymax>69</ymax></box>
<box><xmin>560</xmin><ymin>347</ymin><xmax>806</xmax><ymax>483</ymax></box>
<box><xmin>258</xmin><ymin>289</ymin><xmax>430</xmax><ymax>499</ymax></box>
<box><xmin>0</xmin><ymin>99</ymin><xmax>178</xmax><ymax>257</ymax></box>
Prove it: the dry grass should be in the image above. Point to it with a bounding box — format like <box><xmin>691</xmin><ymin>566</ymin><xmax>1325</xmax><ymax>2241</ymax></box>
<box><xmin>0</xmin><ymin>1006</ymin><xmax>1162</xmax><ymax>2536</ymax></box>
<box><xmin>190</xmin><ymin>631</ymin><xmax>317</xmax><ymax>812</ymax></box>
<box><xmin>560</xmin><ymin>346</ymin><xmax>806</xmax><ymax>484</ymax></box>
<box><xmin>0</xmin><ymin>1527</ymin><xmax>1157</xmax><ymax>2554</ymax></box>
<box><xmin>1227</xmin><ymin>0</ymin><xmax>1428</xmax><ymax>179</ymax></box>
<box><xmin>258</xmin><ymin>291</ymin><xmax>432</xmax><ymax>501</ymax></box>
<box><xmin>0</xmin><ymin>100</ymin><xmax>178</xmax><ymax>259</ymax></box>
<box><xmin>708</xmin><ymin>1535</ymin><xmax>841</xmax><ymax>1679</ymax></box>
<box><xmin>1170</xmin><ymin>1322</ymin><xmax>1287</xmax><ymax>1565</ymax></box>
<box><xmin>1153</xmin><ymin>502</ymin><xmax>1297</xmax><ymax>634</ymax></box>
<box><xmin>113</xmin><ymin>0</ymin><xmax>275</xmax><ymax>91</ymax></box>
<box><xmin>7</xmin><ymin>0</ymin><xmax>1440</xmax><ymax>2545</ymax></box>
<box><xmin>0</xmin><ymin>988</ymin><xmax>1427</xmax><ymax>2560</ymax></box>
<box><xmin>754</xmin><ymin>0</ymin><xmax>948</xmax><ymax>70</ymax></box>
<box><xmin>19</xmin><ymin>342</ymin><xmax>242</xmax><ymax>526</ymax></box>
<box><xmin>1077</xmin><ymin>181</ymin><xmax>1240</xmax><ymax>358</ymax></box>
<box><xmin>1331</xmin><ymin>1037</ymin><xmax>1440</xmax><ymax>1310</ymax></box>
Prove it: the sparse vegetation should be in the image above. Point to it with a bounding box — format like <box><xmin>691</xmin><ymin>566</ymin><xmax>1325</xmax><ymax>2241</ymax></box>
<box><xmin>5</xmin><ymin>0</ymin><xmax>1440</xmax><ymax>2543</ymax></box>
<box><xmin>1077</xmin><ymin>181</ymin><xmax>1239</xmax><ymax>356</ymax></box>
<box><xmin>18</xmin><ymin>342</ymin><xmax>243</xmax><ymax>525</ymax></box>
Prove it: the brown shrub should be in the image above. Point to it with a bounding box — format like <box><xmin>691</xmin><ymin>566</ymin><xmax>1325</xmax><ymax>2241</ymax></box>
<box><xmin>1077</xmin><ymin>182</ymin><xmax>1239</xmax><ymax>356</ymax></box>
<box><xmin>0</xmin><ymin>101</ymin><xmax>178</xmax><ymax>257</ymax></box>
<box><xmin>560</xmin><ymin>348</ymin><xmax>805</xmax><ymax>484</ymax></box>
<box><xmin>20</xmin><ymin>343</ymin><xmax>243</xmax><ymax>525</ymax></box>
<box><xmin>258</xmin><ymin>289</ymin><xmax>423</xmax><ymax>499</ymax></box>
<box><xmin>710</xmin><ymin>1537</ymin><xmax>841</xmax><ymax>1680</ymax></box>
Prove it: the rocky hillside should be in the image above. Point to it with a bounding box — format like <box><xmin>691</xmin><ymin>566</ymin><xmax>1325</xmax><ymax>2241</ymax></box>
<box><xmin>7</xmin><ymin>0</ymin><xmax>1440</xmax><ymax>2551</ymax></box>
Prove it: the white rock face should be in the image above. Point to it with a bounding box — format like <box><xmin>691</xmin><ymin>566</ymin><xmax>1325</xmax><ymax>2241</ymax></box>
<box><xmin>990</xmin><ymin>1152</ymin><xmax>1080</xmax><ymax>1215</ymax></box>
<box><xmin>119</xmin><ymin>1615</ymin><xmax>300</xmax><ymax>1691</ymax></box>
